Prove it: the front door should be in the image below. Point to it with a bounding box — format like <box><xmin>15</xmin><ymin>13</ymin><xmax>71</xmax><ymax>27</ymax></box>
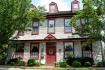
<box><xmin>46</xmin><ymin>45</ymin><xmax>56</xmax><ymax>66</ymax></box>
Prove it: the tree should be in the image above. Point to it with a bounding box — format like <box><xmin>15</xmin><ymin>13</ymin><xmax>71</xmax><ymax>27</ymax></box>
<box><xmin>71</xmin><ymin>0</ymin><xmax>105</xmax><ymax>61</ymax></box>
<box><xmin>0</xmin><ymin>0</ymin><xmax>45</xmax><ymax>64</ymax></box>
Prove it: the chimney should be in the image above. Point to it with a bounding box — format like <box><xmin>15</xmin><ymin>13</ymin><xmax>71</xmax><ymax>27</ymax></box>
<box><xmin>71</xmin><ymin>0</ymin><xmax>80</xmax><ymax>12</ymax></box>
<box><xmin>49</xmin><ymin>2</ymin><xmax>58</xmax><ymax>13</ymax></box>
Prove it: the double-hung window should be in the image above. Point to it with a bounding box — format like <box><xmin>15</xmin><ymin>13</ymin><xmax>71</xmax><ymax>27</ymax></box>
<box><xmin>32</xmin><ymin>21</ymin><xmax>39</xmax><ymax>34</ymax></box>
<box><xmin>64</xmin><ymin>18</ymin><xmax>71</xmax><ymax>33</ymax></box>
<box><xmin>64</xmin><ymin>42</ymin><xmax>74</xmax><ymax>58</ymax></box>
<box><xmin>48</xmin><ymin>19</ymin><xmax>55</xmax><ymax>33</ymax></box>
<box><xmin>30</xmin><ymin>43</ymin><xmax>39</xmax><ymax>59</ymax></box>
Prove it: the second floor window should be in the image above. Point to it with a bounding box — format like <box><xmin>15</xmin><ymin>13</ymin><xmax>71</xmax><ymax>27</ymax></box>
<box><xmin>32</xmin><ymin>21</ymin><xmax>39</xmax><ymax>34</ymax></box>
<box><xmin>48</xmin><ymin>19</ymin><xmax>55</xmax><ymax>33</ymax></box>
<box><xmin>64</xmin><ymin>18</ymin><xmax>71</xmax><ymax>33</ymax></box>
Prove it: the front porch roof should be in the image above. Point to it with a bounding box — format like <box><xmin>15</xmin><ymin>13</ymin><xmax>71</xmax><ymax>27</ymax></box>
<box><xmin>10</xmin><ymin>33</ymin><xmax>88</xmax><ymax>41</ymax></box>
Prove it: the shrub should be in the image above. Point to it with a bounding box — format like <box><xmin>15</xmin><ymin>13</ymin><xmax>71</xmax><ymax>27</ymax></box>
<box><xmin>66</xmin><ymin>57</ymin><xmax>75</xmax><ymax>66</ymax></box>
<box><xmin>7</xmin><ymin>58</ymin><xmax>18</xmax><ymax>65</ymax></box>
<box><xmin>27</xmin><ymin>59</ymin><xmax>39</xmax><ymax>66</ymax></box>
<box><xmin>97</xmin><ymin>61</ymin><xmax>105</xmax><ymax>67</ymax></box>
<box><xmin>84</xmin><ymin>62</ymin><xmax>91</xmax><ymax>67</ymax></box>
<box><xmin>72</xmin><ymin>61</ymin><xmax>81</xmax><ymax>67</ymax></box>
<box><xmin>82</xmin><ymin>57</ymin><xmax>94</xmax><ymax>66</ymax></box>
<box><xmin>97</xmin><ymin>62</ymin><xmax>103</xmax><ymax>67</ymax></box>
<box><xmin>58</xmin><ymin>61</ymin><xmax>67</xmax><ymax>68</ymax></box>
<box><xmin>17</xmin><ymin>60</ymin><xmax>25</xmax><ymax>66</ymax></box>
<box><xmin>102</xmin><ymin>61</ymin><xmax>105</xmax><ymax>67</ymax></box>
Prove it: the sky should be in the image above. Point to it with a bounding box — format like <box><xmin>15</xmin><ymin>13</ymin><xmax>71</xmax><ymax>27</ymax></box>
<box><xmin>31</xmin><ymin>0</ymin><xmax>83</xmax><ymax>11</ymax></box>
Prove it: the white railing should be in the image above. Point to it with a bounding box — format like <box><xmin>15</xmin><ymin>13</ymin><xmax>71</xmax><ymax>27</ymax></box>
<box><xmin>30</xmin><ymin>52</ymin><xmax>39</xmax><ymax>59</ymax></box>
<box><xmin>11</xmin><ymin>53</ymin><xmax>23</xmax><ymax>59</ymax></box>
<box><xmin>83</xmin><ymin>51</ymin><xmax>92</xmax><ymax>57</ymax></box>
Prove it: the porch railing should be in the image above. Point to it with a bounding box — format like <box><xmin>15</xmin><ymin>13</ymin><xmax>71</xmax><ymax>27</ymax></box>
<box><xmin>30</xmin><ymin>52</ymin><xmax>39</xmax><ymax>59</ymax></box>
<box><xmin>83</xmin><ymin>51</ymin><xmax>92</xmax><ymax>57</ymax></box>
<box><xmin>11</xmin><ymin>53</ymin><xmax>23</xmax><ymax>59</ymax></box>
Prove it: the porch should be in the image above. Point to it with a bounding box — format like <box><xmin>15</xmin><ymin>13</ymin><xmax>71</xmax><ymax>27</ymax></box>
<box><xmin>8</xmin><ymin>40</ymin><xmax>102</xmax><ymax>65</ymax></box>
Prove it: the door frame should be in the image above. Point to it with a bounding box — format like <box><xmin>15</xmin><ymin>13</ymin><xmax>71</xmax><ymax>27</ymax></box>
<box><xmin>46</xmin><ymin>42</ymin><xmax>56</xmax><ymax>65</ymax></box>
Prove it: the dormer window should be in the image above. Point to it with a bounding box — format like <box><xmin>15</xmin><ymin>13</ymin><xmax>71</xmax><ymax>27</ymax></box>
<box><xmin>71</xmin><ymin>0</ymin><xmax>80</xmax><ymax>12</ymax></box>
<box><xmin>32</xmin><ymin>21</ymin><xmax>39</xmax><ymax>35</ymax></box>
<box><xmin>49</xmin><ymin>2</ymin><xmax>58</xmax><ymax>13</ymax></box>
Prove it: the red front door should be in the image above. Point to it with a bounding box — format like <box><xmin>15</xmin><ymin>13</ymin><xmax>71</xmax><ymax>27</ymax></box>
<box><xmin>46</xmin><ymin>45</ymin><xmax>56</xmax><ymax>66</ymax></box>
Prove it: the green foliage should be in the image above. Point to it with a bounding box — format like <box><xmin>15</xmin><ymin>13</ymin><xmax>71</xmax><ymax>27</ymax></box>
<box><xmin>0</xmin><ymin>0</ymin><xmax>45</xmax><ymax>64</ymax></box>
<box><xmin>17</xmin><ymin>60</ymin><xmax>25</xmax><ymax>66</ymax></box>
<box><xmin>97</xmin><ymin>61</ymin><xmax>105</xmax><ymax>67</ymax></box>
<box><xmin>71</xmin><ymin>0</ymin><xmax>105</xmax><ymax>41</ymax></box>
<box><xmin>97</xmin><ymin>62</ymin><xmax>103</xmax><ymax>67</ymax></box>
<box><xmin>58</xmin><ymin>61</ymin><xmax>68</xmax><ymax>68</ymax></box>
<box><xmin>27</xmin><ymin>59</ymin><xmax>40</xmax><ymax>66</ymax></box>
<box><xmin>7</xmin><ymin>57</ymin><xmax>25</xmax><ymax>66</ymax></box>
<box><xmin>72</xmin><ymin>61</ymin><xmax>81</xmax><ymax>67</ymax></box>
<box><xmin>84</xmin><ymin>62</ymin><xmax>91</xmax><ymax>67</ymax></box>
<box><xmin>66</xmin><ymin>57</ymin><xmax>94</xmax><ymax>67</ymax></box>
<box><xmin>7</xmin><ymin>58</ymin><xmax>18</xmax><ymax>65</ymax></box>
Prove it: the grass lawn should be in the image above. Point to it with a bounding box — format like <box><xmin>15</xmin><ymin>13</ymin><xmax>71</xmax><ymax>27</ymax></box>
<box><xmin>13</xmin><ymin>67</ymin><xmax>105</xmax><ymax>70</ymax></box>
<box><xmin>1</xmin><ymin>66</ymin><xmax>105</xmax><ymax>70</ymax></box>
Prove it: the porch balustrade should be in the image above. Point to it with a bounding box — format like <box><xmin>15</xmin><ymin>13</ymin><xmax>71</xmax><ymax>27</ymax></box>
<box><xmin>11</xmin><ymin>53</ymin><xmax>23</xmax><ymax>59</ymax></box>
<box><xmin>83</xmin><ymin>51</ymin><xmax>92</xmax><ymax>57</ymax></box>
<box><xmin>30</xmin><ymin>52</ymin><xmax>39</xmax><ymax>59</ymax></box>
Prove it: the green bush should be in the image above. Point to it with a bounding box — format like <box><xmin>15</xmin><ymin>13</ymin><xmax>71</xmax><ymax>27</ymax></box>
<box><xmin>17</xmin><ymin>60</ymin><xmax>25</xmax><ymax>66</ymax></box>
<box><xmin>97</xmin><ymin>62</ymin><xmax>103</xmax><ymax>67</ymax></box>
<box><xmin>7</xmin><ymin>58</ymin><xmax>18</xmax><ymax>65</ymax></box>
<box><xmin>27</xmin><ymin>59</ymin><xmax>39</xmax><ymax>66</ymax></box>
<box><xmin>97</xmin><ymin>61</ymin><xmax>105</xmax><ymax>67</ymax></box>
<box><xmin>82</xmin><ymin>57</ymin><xmax>94</xmax><ymax>66</ymax></box>
<box><xmin>72</xmin><ymin>61</ymin><xmax>81</xmax><ymax>67</ymax></box>
<box><xmin>58</xmin><ymin>61</ymin><xmax>67</xmax><ymax>68</ymax></box>
<box><xmin>84</xmin><ymin>62</ymin><xmax>91</xmax><ymax>67</ymax></box>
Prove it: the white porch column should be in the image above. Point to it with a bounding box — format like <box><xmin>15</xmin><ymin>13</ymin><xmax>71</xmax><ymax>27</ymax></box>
<box><xmin>56</xmin><ymin>41</ymin><xmax>64</xmax><ymax>62</ymax></box>
<box><xmin>23</xmin><ymin>42</ymin><xmax>30</xmax><ymax>63</ymax></box>
<box><xmin>39</xmin><ymin>42</ymin><xmax>46</xmax><ymax>64</ymax></box>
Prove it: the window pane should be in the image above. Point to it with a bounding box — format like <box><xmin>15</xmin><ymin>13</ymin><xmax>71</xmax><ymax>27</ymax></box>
<box><xmin>64</xmin><ymin>42</ymin><xmax>73</xmax><ymax>58</ymax></box>
<box><xmin>82</xmin><ymin>42</ymin><xmax>92</xmax><ymax>57</ymax></box>
<box><xmin>65</xmin><ymin>19</ymin><xmax>70</xmax><ymax>27</ymax></box>
<box><xmin>33</xmin><ymin>22</ymin><xmax>38</xmax><ymax>27</ymax></box>
<box><xmin>32</xmin><ymin>22</ymin><xmax>39</xmax><ymax>33</ymax></box>
<box><xmin>65</xmin><ymin>27</ymin><xmax>71</xmax><ymax>32</ymax></box>
<box><xmin>48</xmin><ymin>19</ymin><xmax>54</xmax><ymax>33</ymax></box>
<box><xmin>16</xmin><ymin>43</ymin><xmax>24</xmax><ymax>53</ymax></box>
<box><xmin>30</xmin><ymin>44</ymin><xmax>39</xmax><ymax>59</ymax></box>
<box><xmin>65</xmin><ymin>19</ymin><xmax>71</xmax><ymax>32</ymax></box>
<box><xmin>76</xmin><ymin>19</ymin><xmax>80</xmax><ymax>25</ymax></box>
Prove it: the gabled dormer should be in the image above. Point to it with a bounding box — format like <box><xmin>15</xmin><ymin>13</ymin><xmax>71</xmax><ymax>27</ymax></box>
<box><xmin>49</xmin><ymin>2</ymin><xmax>58</xmax><ymax>13</ymax></box>
<box><xmin>71</xmin><ymin>0</ymin><xmax>80</xmax><ymax>12</ymax></box>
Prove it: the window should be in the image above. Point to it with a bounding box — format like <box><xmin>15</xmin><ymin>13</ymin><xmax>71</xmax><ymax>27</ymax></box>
<box><xmin>76</xmin><ymin>19</ymin><xmax>81</xmax><ymax>25</ymax></box>
<box><xmin>50</xmin><ymin>5</ymin><xmax>55</xmax><ymax>13</ymax></box>
<box><xmin>64</xmin><ymin>18</ymin><xmax>71</xmax><ymax>33</ymax></box>
<box><xmin>48</xmin><ymin>19</ymin><xmax>55</xmax><ymax>33</ymax></box>
<box><xmin>64</xmin><ymin>42</ymin><xmax>73</xmax><ymax>58</ymax></box>
<box><xmin>16</xmin><ymin>43</ymin><xmax>24</xmax><ymax>53</ymax></box>
<box><xmin>30</xmin><ymin>43</ymin><xmax>39</xmax><ymax>59</ymax></box>
<box><xmin>73</xmin><ymin>4</ymin><xmax>79</xmax><ymax>11</ymax></box>
<box><xmin>81</xmin><ymin>41</ymin><xmax>92</xmax><ymax>57</ymax></box>
<box><xmin>32</xmin><ymin>21</ymin><xmax>39</xmax><ymax>34</ymax></box>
